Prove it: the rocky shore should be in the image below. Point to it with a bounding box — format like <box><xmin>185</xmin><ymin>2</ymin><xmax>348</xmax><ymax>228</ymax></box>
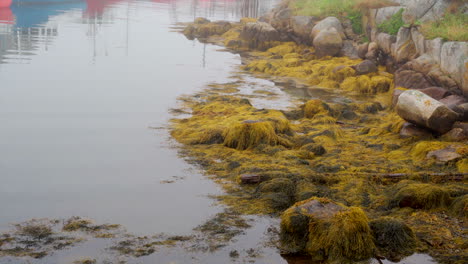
<box><xmin>175</xmin><ymin>1</ymin><xmax>468</xmax><ymax>263</ymax></box>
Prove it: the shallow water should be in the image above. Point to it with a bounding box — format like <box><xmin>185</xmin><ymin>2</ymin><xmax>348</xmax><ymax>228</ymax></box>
<box><xmin>0</xmin><ymin>1</ymin><xmax>437</xmax><ymax>263</ymax></box>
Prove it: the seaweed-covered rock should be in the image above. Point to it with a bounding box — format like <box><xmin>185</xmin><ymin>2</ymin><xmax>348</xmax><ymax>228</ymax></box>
<box><xmin>183</xmin><ymin>20</ymin><xmax>232</xmax><ymax>40</ymax></box>
<box><xmin>258</xmin><ymin>178</ymin><xmax>296</xmax><ymax>210</ymax></box>
<box><xmin>223</xmin><ymin>120</ymin><xmax>290</xmax><ymax>150</ymax></box>
<box><xmin>390</xmin><ymin>182</ymin><xmax>451</xmax><ymax>209</ymax></box>
<box><xmin>302</xmin><ymin>99</ymin><xmax>330</xmax><ymax>118</ymax></box>
<box><xmin>280</xmin><ymin>198</ymin><xmax>375</xmax><ymax>262</ymax></box>
<box><xmin>370</xmin><ymin>217</ymin><xmax>416</xmax><ymax>262</ymax></box>
<box><xmin>300</xmin><ymin>143</ymin><xmax>326</xmax><ymax>156</ymax></box>
<box><xmin>313</xmin><ymin>27</ymin><xmax>343</xmax><ymax>58</ymax></box>
<box><xmin>396</xmin><ymin>90</ymin><xmax>459</xmax><ymax>134</ymax></box>
<box><xmin>450</xmin><ymin>194</ymin><xmax>467</xmax><ymax>218</ymax></box>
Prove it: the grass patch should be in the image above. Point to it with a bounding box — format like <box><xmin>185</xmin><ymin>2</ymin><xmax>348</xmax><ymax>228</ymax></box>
<box><xmin>291</xmin><ymin>0</ymin><xmax>399</xmax><ymax>35</ymax></box>
<box><xmin>420</xmin><ymin>11</ymin><xmax>468</xmax><ymax>41</ymax></box>
<box><xmin>377</xmin><ymin>8</ymin><xmax>404</xmax><ymax>35</ymax></box>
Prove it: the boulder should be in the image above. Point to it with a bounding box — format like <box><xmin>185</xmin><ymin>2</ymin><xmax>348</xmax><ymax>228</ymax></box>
<box><xmin>394</xmin><ymin>70</ymin><xmax>433</xmax><ymax>89</ymax></box>
<box><xmin>280</xmin><ymin>198</ymin><xmax>375</xmax><ymax>261</ymax></box>
<box><xmin>352</xmin><ymin>60</ymin><xmax>378</xmax><ymax>75</ymax></box>
<box><xmin>240</xmin><ymin>22</ymin><xmax>281</xmax><ymax>48</ymax></box>
<box><xmin>313</xmin><ymin>27</ymin><xmax>343</xmax><ymax>58</ymax></box>
<box><xmin>439</xmin><ymin>95</ymin><xmax>467</xmax><ymax>113</ymax></box>
<box><xmin>441</xmin><ymin>128</ymin><xmax>467</xmax><ymax>142</ymax></box>
<box><xmin>310</xmin><ymin>17</ymin><xmax>345</xmax><ymax>40</ymax></box>
<box><xmin>270</xmin><ymin>8</ymin><xmax>293</xmax><ymax>31</ymax></box>
<box><xmin>440</xmin><ymin>42</ymin><xmax>468</xmax><ymax>96</ymax></box>
<box><xmin>419</xmin><ymin>87</ymin><xmax>451</xmax><ymax>100</ymax></box>
<box><xmin>376</xmin><ymin>33</ymin><xmax>396</xmax><ymax>55</ymax></box>
<box><xmin>399</xmin><ymin>122</ymin><xmax>433</xmax><ymax>138</ymax></box>
<box><xmin>396</xmin><ymin>90</ymin><xmax>459</xmax><ymax>134</ymax></box>
<box><xmin>340</xmin><ymin>40</ymin><xmax>359</xmax><ymax>59</ymax></box>
<box><xmin>290</xmin><ymin>16</ymin><xmax>316</xmax><ymax>44</ymax></box>
<box><xmin>392</xmin><ymin>27</ymin><xmax>417</xmax><ymax>64</ymax></box>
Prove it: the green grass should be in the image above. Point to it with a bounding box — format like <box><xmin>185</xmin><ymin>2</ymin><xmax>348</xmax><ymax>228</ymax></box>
<box><xmin>420</xmin><ymin>12</ymin><xmax>468</xmax><ymax>41</ymax></box>
<box><xmin>292</xmin><ymin>0</ymin><xmax>362</xmax><ymax>34</ymax></box>
<box><xmin>377</xmin><ymin>8</ymin><xmax>404</xmax><ymax>35</ymax></box>
<box><xmin>292</xmin><ymin>0</ymin><xmax>356</xmax><ymax>18</ymax></box>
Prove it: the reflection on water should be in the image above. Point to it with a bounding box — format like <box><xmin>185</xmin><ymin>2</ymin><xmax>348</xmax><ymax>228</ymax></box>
<box><xmin>0</xmin><ymin>0</ymin><xmax>276</xmax><ymax>66</ymax></box>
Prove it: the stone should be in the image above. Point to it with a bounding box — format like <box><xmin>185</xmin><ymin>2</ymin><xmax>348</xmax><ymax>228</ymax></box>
<box><xmin>376</xmin><ymin>33</ymin><xmax>396</xmax><ymax>55</ymax></box>
<box><xmin>392</xmin><ymin>27</ymin><xmax>417</xmax><ymax>64</ymax></box>
<box><xmin>291</xmin><ymin>16</ymin><xmax>316</xmax><ymax>44</ymax></box>
<box><xmin>427</xmin><ymin>147</ymin><xmax>462</xmax><ymax>163</ymax></box>
<box><xmin>352</xmin><ymin>60</ymin><xmax>378</xmax><ymax>75</ymax></box>
<box><xmin>240</xmin><ymin>22</ymin><xmax>281</xmax><ymax>48</ymax></box>
<box><xmin>396</xmin><ymin>90</ymin><xmax>459</xmax><ymax>134</ymax></box>
<box><xmin>313</xmin><ymin>27</ymin><xmax>343</xmax><ymax>58</ymax></box>
<box><xmin>310</xmin><ymin>16</ymin><xmax>345</xmax><ymax>40</ymax></box>
<box><xmin>270</xmin><ymin>7</ymin><xmax>293</xmax><ymax>32</ymax></box>
<box><xmin>340</xmin><ymin>40</ymin><xmax>359</xmax><ymax>59</ymax></box>
<box><xmin>439</xmin><ymin>95</ymin><xmax>467</xmax><ymax>112</ymax></box>
<box><xmin>357</xmin><ymin>43</ymin><xmax>369</xmax><ymax>59</ymax></box>
<box><xmin>453</xmin><ymin>121</ymin><xmax>468</xmax><ymax>133</ymax></box>
<box><xmin>399</xmin><ymin>122</ymin><xmax>433</xmax><ymax>138</ymax></box>
<box><xmin>394</xmin><ymin>70</ymin><xmax>433</xmax><ymax>89</ymax></box>
<box><xmin>441</xmin><ymin>128</ymin><xmax>467</xmax><ymax>142</ymax></box>
<box><xmin>419</xmin><ymin>87</ymin><xmax>451</xmax><ymax>100</ymax></box>
<box><xmin>440</xmin><ymin>42</ymin><xmax>468</xmax><ymax>96</ymax></box>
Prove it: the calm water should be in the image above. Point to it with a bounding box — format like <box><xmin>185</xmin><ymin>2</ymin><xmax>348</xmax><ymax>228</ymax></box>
<box><xmin>0</xmin><ymin>0</ymin><xmax>277</xmax><ymax>233</ymax></box>
<box><xmin>0</xmin><ymin>1</ymin><xmax>436</xmax><ymax>263</ymax></box>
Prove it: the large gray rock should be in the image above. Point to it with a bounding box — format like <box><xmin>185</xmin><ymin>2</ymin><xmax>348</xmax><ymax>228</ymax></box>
<box><xmin>340</xmin><ymin>40</ymin><xmax>359</xmax><ymax>59</ymax></box>
<box><xmin>440</xmin><ymin>42</ymin><xmax>468</xmax><ymax>96</ymax></box>
<box><xmin>270</xmin><ymin>8</ymin><xmax>293</xmax><ymax>31</ymax></box>
<box><xmin>396</xmin><ymin>90</ymin><xmax>459</xmax><ymax>134</ymax></box>
<box><xmin>419</xmin><ymin>87</ymin><xmax>452</xmax><ymax>100</ymax></box>
<box><xmin>394</xmin><ymin>70</ymin><xmax>433</xmax><ymax>89</ymax></box>
<box><xmin>313</xmin><ymin>27</ymin><xmax>343</xmax><ymax>58</ymax></box>
<box><xmin>291</xmin><ymin>16</ymin><xmax>316</xmax><ymax>44</ymax></box>
<box><xmin>310</xmin><ymin>17</ymin><xmax>345</xmax><ymax>40</ymax></box>
<box><xmin>240</xmin><ymin>22</ymin><xmax>281</xmax><ymax>47</ymax></box>
<box><xmin>392</xmin><ymin>27</ymin><xmax>418</xmax><ymax>64</ymax></box>
<box><xmin>353</xmin><ymin>60</ymin><xmax>378</xmax><ymax>75</ymax></box>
